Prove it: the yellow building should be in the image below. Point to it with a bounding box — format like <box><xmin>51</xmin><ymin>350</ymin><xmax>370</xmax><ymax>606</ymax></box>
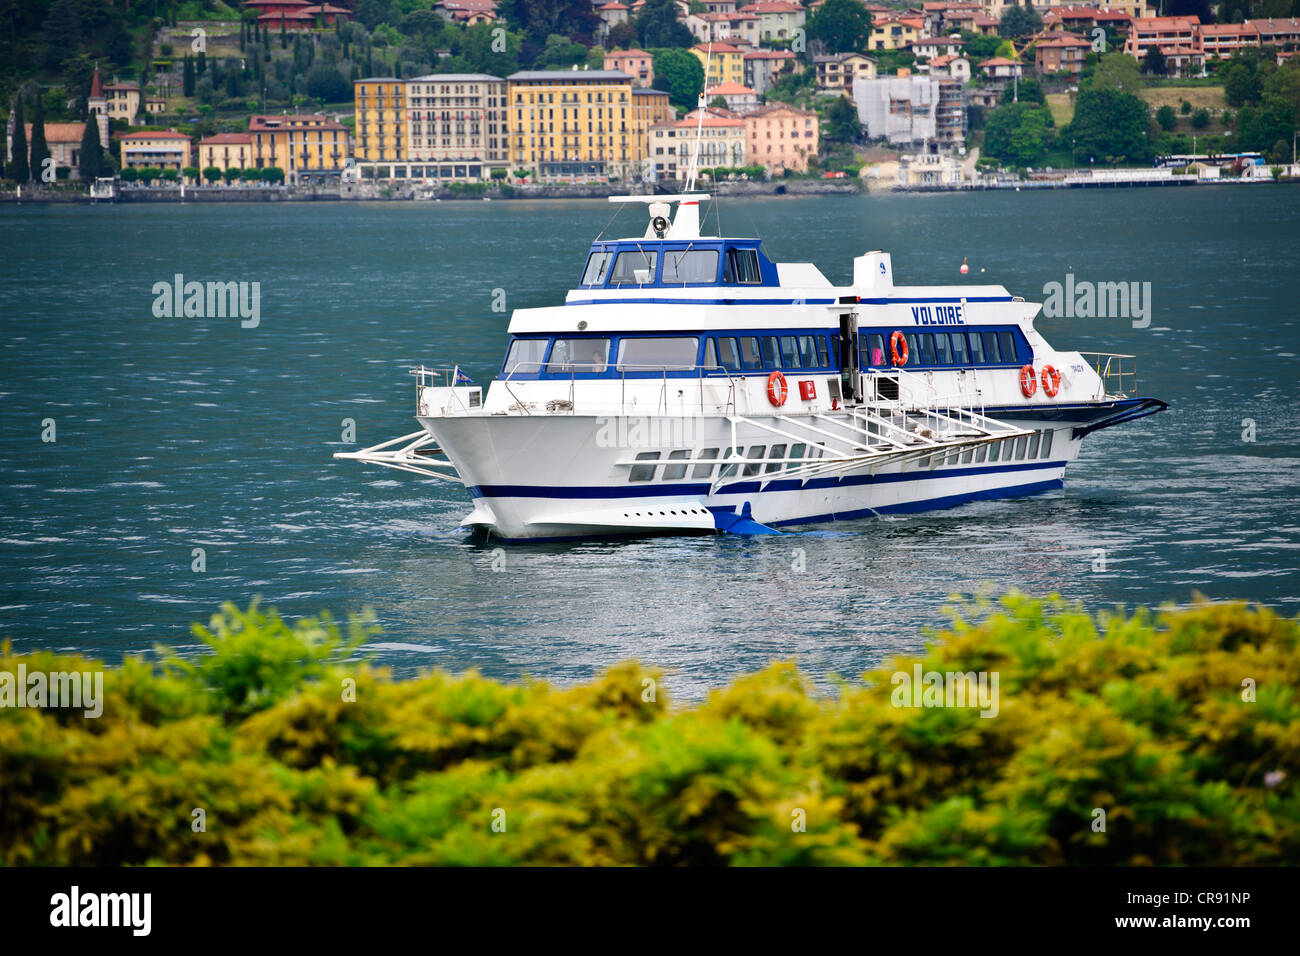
<box><xmin>118</xmin><ymin>130</ymin><xmax>192</xmax><ymax>171</ymax></box>
<box><xmin>869</xmin><ymin>17</ymin><xmax>925</xmax><ymax>51</ymax></box>
<box><xmin>691</xmin><ymin>43</ymin><xmax>746</xmax><ymax>88</ymax></box>
<box><xmin>507</xmin><ymin>70</ymin><xmax>644</xmax><ymax>179</ymax></box>
<box><xmin>353</xmin><ymin>78</ymin><xmax>406</xmax><ymax>162</ymax></box>
<box><xmin>198</xmin><ymin>133</ymin><xmax>254</xmax><ymax>173</ymax></box>
<box><xmin>247</xmin><ymin>113</ymin><xmax>350</xmax><ymax>184</ymax></box>
<box><xmin>103</xmin><ymin>81</ymin><xmax>142</xmax><ymax>122</ymax></box>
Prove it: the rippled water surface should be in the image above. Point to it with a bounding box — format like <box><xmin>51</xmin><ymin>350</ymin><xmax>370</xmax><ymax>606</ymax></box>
<box><xmin>2</xmin><ymin>187</ymin><xmax>1298</xmax><ymax>697</ymax></box>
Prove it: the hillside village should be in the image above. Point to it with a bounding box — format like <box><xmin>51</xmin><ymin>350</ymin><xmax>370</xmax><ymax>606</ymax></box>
<box><xmin>4</xmin><ymin>0</ymin><xmax>1300</xmax><ymax>193</ymax></box>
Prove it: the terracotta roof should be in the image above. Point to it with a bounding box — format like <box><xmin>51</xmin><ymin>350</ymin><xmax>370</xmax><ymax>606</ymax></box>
<box><xmin>90</xmin><ymin>68</ymin><xmax>103</xmax><ymax>99</ymax></box>
<box><xmin>706</xmin><ymin>82</ymin><xmax>757</xmax><ymax>95</ymax></box>
<box><xmin>23</xmin><ymin>122</ymin><xmax>85</xmax><ymax>143</ymax></box>
<box><xmin>118</xmin><ymin>130</ymin><xmax>192</xmax><ymax>140</ymax></box>
<box><xmin>199</xmin><ymin>133</ymin><xmax>253</xmax><ymax>145</ymax></box>
<box><xmin>607</xmin><ymin>48</ymin><xmax>652</xmax><ymax>57</ymax></box>
<box><xmin>1036</xmin><ymin>35</ymin><xmax>1093</xmax><ymax>48</ymax></box>
<box><xmin>693</xmin><ymin>43</ymin><xmax>744</xmax><ymax>53</ymax></box>
<box><xmin>739</xmin><ymin>1</ymin><xmax>802</xmax><ymax>12</ymax></box>
<box><xmin>744</xmin><ymin>49</ymin><xmax>796</xmax><ymax>59</ymax></box>
<box><xmin>979</xmin><ymin>57</ymin><xmax>1019</xmax><ymax>67</ymax></box>
<box><xmin>598</xmin><ymin>2</ymin><xmax>628</xmax><ymax>8</ymax></box>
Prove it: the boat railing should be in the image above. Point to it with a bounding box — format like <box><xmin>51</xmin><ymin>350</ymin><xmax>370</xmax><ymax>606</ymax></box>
<box><xmin>1078</xmin><ymin>352</ymin><xmax>1138</xmax><ymax>397</ymax></box>
<box><xmin>493</xmin><ymin>361</ymin><xmax>745</xmax><ymax>416</ymax></box>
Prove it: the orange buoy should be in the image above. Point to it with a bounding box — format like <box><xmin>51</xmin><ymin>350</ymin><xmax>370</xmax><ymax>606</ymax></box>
<box><xmin>767</xmin><ymin>370</ymin><xmax>788</xmax><ymax>407</ymax></box>
<box><xmin>1041</xmin><ymin>364</ymin><xmax>1061</xmax><ymax>398</ymax></box>
<box><xmin>890</xmin><ymin>330</ymin><xmax>909</xmax><ymax>366</ymax></box>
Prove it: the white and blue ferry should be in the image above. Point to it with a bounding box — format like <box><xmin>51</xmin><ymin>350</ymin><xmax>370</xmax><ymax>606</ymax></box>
<box><xmin>337</xmin><ymin>193</ymin><xmax>1166</xmax><ymax>541</ymax></box>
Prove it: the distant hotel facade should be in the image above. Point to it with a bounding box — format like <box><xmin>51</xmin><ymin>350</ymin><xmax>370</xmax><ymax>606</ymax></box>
<box><xmin>354</xmin><ymin>69</ymin><xmax>671</xmax><ymax>182</ymax></box>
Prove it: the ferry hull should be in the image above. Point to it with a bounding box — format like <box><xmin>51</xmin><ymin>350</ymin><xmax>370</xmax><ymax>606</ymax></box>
<box><xmin>422</xmin><ymin>412</ymin><xmax>1078</xmax><ymax>541</ymax></box>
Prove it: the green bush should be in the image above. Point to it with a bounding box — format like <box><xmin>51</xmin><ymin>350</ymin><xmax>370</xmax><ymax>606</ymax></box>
<box><xmin>1</xmin><ymin>595</ymin><xmax>1296</xmax><ymax>865</ymax></box>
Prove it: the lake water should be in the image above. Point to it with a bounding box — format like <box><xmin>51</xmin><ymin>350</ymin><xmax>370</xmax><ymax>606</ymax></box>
<box><xmin>2</xmin><ymin>186</ymin><xmax>1298</xmax><ymax>698</ymax></box>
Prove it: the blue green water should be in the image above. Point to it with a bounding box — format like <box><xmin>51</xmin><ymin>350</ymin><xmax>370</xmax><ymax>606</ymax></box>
<box><xmin>2</xmin><ymin>187</ymin><xmax>1298</xmax><ymax>697</ymax></box>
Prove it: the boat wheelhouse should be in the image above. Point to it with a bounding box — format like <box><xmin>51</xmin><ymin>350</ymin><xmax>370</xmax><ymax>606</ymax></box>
<box><xmin>337</xmin><ymin>193</ymin><xmax>1166</xmax><ymax>541</ymax></box>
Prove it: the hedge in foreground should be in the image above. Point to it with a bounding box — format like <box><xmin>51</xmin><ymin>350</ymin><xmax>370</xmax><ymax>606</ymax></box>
<box><xmin>1</xmin><ymin>595</ymin><xmax>1297</xmax><ymax>865</ymax></box>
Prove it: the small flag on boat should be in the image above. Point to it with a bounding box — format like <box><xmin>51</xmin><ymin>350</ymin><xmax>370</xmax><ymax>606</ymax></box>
<box><xmin>454</xmin><ymin>370</ymin><xmax>474</xmax><ymax>385</ymax></box>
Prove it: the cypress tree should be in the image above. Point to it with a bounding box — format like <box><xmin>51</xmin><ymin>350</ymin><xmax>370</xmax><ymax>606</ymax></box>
<box><xmin>197</xmin><ymin>50</ymin><xmax>206</xmax><ymax>76</ymax></box>
<box><xmin>280</xmin><ymin>15</ymin><xmax>287</xmax><ymax>50</ymax></box>
<box><xmin>10</xmin><ymin>96</ymin><xmax>29</xmax><ymax>182</ymax></box>
<box><xmin>183</xmin><ymin>54</ymin><xmax>195</xmax><ymax>97</ymax></box>
<box><xmin>29</xmin><ymin>94</ymin><xmax>50</xmax><ymax>183</ymax></box>
<box><xmin>79</xmin><ymin>113</ymin><xmax>102</xmax><ymax>182</ymax></box>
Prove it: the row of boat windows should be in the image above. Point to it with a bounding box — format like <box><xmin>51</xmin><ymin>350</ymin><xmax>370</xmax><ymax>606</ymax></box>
<box><xmin>503</xmin><ymin>328</ymin><xmax>1030</xmax><ymax>377</ymax></box>
<box><xmin>580</xmin><ymin>246</ymin><xmax>764</xmax><ymax>288</ymax></box>
<box><xmin>864</xmin><ymin>329</ymin><xmax>1026</xmax><ymax>368</ymax></box>
<box><xmin>504</xmin><ymin>332</ymin><xmax>839</xmax><ymax>376</ymax></box>
<box><xmin>626</xmin><ymin>429</ymin><xmax>1056</xmax><ymax>483</ymax></box>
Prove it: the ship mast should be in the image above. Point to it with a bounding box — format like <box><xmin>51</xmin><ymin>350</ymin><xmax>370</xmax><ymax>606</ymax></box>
<box><xmin>684</xmin><ymin>42</ymin><xmax>713</xmax><ymax>194</ymax></box>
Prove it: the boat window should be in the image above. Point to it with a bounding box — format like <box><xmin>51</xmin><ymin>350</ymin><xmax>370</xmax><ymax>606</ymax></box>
<box><xmin>973</xmin><ymin>443</ymin><xmax>987</xmax><ymax>463</ymax></box>
<box><xmin>982</xmin><ymin>331</ymin><xmax>1001</xmax><ymax>364</ymax></box>
<box><xmin>918</xmin><ymin>333</ymin><xmax>937</xmax><ymax>366</ymax></box>
<box><xmin>780</xmin><ymin>336</ymin><xmax>800</xmax><ymax>368</ymax></box>
<box><xmin>726</xmin><ymin>248</ymin><xmax>762</xmax><ymax>284</ymax></box>
<box><xmin>766</xmin><ymin>444</ymin><xmax>787</xmax><ymax>474</ymax></box>
<box><xmin>719</xmin><ymin>446</ymin><xmax>740</xmax><ymax>478</ymax></box>
<box><xmin>798</xmin><ymin>335</ymin><xmax>818</xmax><ymax>368</ymax></box>
<box><xmin>1014</xmin><ymin>435</ymin><xmax>1028</xmax><ymax>459</ymax></box>
<box><xmin>905</xmin><ymin>332</ymin><xmax>920</xmax><ymax>366</ymax></box>
<box><xmin>950</xmin><ymin>332</ymin><xmax>969</xmax><ymax>364</ymax></box>
<box><xmin>662</xmin><ymin>449</ymin><xmax>691</xmax><ymax>480</ymax></box>
<box><xmin>968</xmin><ymin>332</ymin><xmax>985</xmax><ymax>364</ymax></box>
<box><xmin>933</xmin><ymin>333</ymin><xmax>951</xmax><ymax>365</ymax></box>
<box><xmin>581</xmin><ymin>249</ymin><xmax>613</xmax><ymax>286</ymax></box>
<box><xmin>662</xmin><ymin>249</ymin><xmax>719</xmax><ymax>285</ymax></box>
<box><xmin>987</xmin><ymin>441</ymin><xmax>1000</xmax><ymax>462</ymax></box>
<box><xmin>1040</xmin><ymin>429</ymin><xmax>1054</xmax><ymax>458</ymax></box>
<box><xmin>739</xmin><ymin>336</ymin><xmax>763</xmax><ymax>371</ymax></box>
<box><xmin>703</xmin><ymin>337</ymin><xmax>718</xmax><ymax>369</ymax></box>
<box><xmin>867</xmin><ymin>333</ymin><xmax>886</xmax><ymax>367</ymax></box>
<box><xmin>999</xmin><ymin>331</ymin><xmax>1018</xmax><ymax>364</ymax></box>
<box><xmin>547</xmin><ymin>337</ymin><xmax>611</xmax><ymax>374</ymax></box>
<box><xmin>961</xmin><ymin>447</ymin><xmax>973</xmax><ymax>464</ymax></box>
<box><xmin>617</xmin><ymin>336</ymin><xmax>700</xmax><ymax>371</ymax></box>
<box><xmin>629</xmin><ymin>451</ymin><xmax>660</xmax><ymax>482</ymax></box>
<box><xmin>610</xmin><ymin>249</ymin><xmax>658</xmax><ymax>286</ymax></box>
<box><xmin>504</xmin><ymin>338</ymin><xmax>548</xmax><ymax>375</ymax></box>
<box><xmin>692</xmin><ymin>448</ymin><xmax>719</xmax><ymax>478</ymax></box>
<box><xmin>761</xmin><ymin>335</ymin><xmax>781</xmax><ymax>368</ymax></box>
<box><xmin>1027</xmin><ymin>431</ymin><xmax>1041</xmax><ymax>458</ymax></box>
<box><xmin>830</xmin><ymin>334</ymin><xmax>841</xmax><ymax>367</ymax></box>
<box><xmin>742</xmin><ymin>445</ymin><xmax>766</xmax><ymax>477</ymax></box>
<box><xmin>716</xmin><ymin>336</ymin><xmax>741</xmax><ymax>371</ymax></box>
<box><xmin>817</xmin><ymin>336</ymin><xmax>830</xmax><ymax>368</ymax></box>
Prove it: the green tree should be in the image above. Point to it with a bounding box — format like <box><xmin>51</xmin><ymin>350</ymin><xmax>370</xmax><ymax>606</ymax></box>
<box><xmin>1156</xmin><ymin>104</ymin><xmax>1177</xmax><ymax>130</ymax></box>
<box><xmin>138</xmin><ymin>166</ymin><xmax>160</xmax><ymax>183</ymax></box>
<box><xmin>182</xmin><ymin>165</ymin><xmax>199</xmax><ymax>182</ymax></box>
<box><xmin>183</xmin><ymin>54</ymin><xmax>195</xmax><ymax>97</ymax></box>
<box><xmin>307</xmin><ymin>66</ymin><xmax>350</xmax><ymax>102</ymax></box>
<box><xmin>9</xmin><ymin>95</ymin><xmax>28</xmax><ymax>182</ymax></box>
<box><xmin>29</xmin><ymin>94</ymin><xmax>51</xmax><ymax>184</ymax></box>
<box><xmin>1068</xmin><ymin>86</ymin><xmax>1152</xmax><ymax>164</ymax></box>
<box><xmin>78</xmin><ymin>112</ymin><xmax>102</xmax><ymax>181</ymax></box>
<box><xmin>1145</xmin><ymin>47</ymin><xmax>1167</xmax><ymax>76</ymax></box>
<box><xmin>223</xmin><ymin>166</ymin><xmax>241</xmax><ymax>183</ymax></box>
<box><xmin>203</xmin><ymin>166</ymin><xmax>222</xmax><ymax>183</ymax></box>
<box><xmin>638</xmin><ymin>0</ymin><xmax>694</xmax><ymax>48</ymax></box>
<box><xmin>1223</xmin><ymin>59</ymin><xmax>1262</xmax><ymax>107</ymax></box>
<box><xmin>1191</xmin><ymin>107</ymin><xmax>1210</xmax><ymax>129</ymax></box>
<box><xmin>807</xmin><ymin>0</ymin><xmax>874</xmax><ymax>55</ymax></box>
<box><xmin>1000</xmin><ymin>77</ymin><xmax>1045</xmax><ymax>106</ymax></box>
<box><xmin>1086</xmin><ymin>52</ymin><xmax>1143</xmax><ymax>93</ymax></box>
<box><xmin>999</xmin><ymin>6</ymin><xmax>1041</xmax><ymax>38</ymax></box>
<box><xmin>608</xmin><ymin>21</ymin><xmax>638</xmax><ymax>50</ymax></box>
<box><xmin>826</xmin><ymin>95</ymin><xmax>861</xmax><ymax>142</ymax></box>
<box><xmin>1180</xmin><ymin>99</ymin><xmax>1192</xmax><ymax>115</ymax></box>
<box><xmin>652</xmin><ymin>47</ymin><xmax>705</xmax><ymax>111</ymax></box>
<box><xmin>263</xmin><ymin>166</ymin><xmax>285</xmax><ymax>183</ymax></box>
<box><xmin>983</xmin><ymin>102</ymin><xmax>1053</xmax><ymax>165</ymax></box>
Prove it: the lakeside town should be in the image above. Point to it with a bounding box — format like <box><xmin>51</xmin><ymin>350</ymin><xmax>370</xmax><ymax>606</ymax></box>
<box><xmin>4</xmin><ymin>0</ymin><xmax>1300</xmax><ymax>198</ymax></box>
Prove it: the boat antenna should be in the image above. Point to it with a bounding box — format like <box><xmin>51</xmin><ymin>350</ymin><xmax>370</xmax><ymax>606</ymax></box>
<box><xmin>684</xmin><ymin>41</ymin><xmax>712</xmax><ymax>194</ymax></box>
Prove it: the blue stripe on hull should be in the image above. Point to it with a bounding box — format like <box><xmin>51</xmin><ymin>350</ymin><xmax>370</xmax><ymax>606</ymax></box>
<box><xmin>467</xmin><ymin>458</ymin><xmax>1067</xmax><ymax>500</ymax></box>
<box><xmin>479</xmin><ymin>476</ymin><xmax>1065</xmax><ymax>543</ymax></box>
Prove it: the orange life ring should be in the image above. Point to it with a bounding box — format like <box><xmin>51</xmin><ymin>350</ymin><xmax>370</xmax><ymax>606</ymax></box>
<box><xmin>1040</xmin><ymin>364</ymin><xmax>1061</xmax><ymax>398</ymax></box>
<box><xmin>767</xmin><ymin>370</ymin><xmax>788</xmax><ymax>407</ymax></box>
<box><xmin>890</xmin><ymin>330</ymin><xmax>909</xmax><ymax>366</ymax></box>
<box><xmin>1019</xmin><ymin>364</ymin><xmax>1038</xmax><ymax>398</ymax></box>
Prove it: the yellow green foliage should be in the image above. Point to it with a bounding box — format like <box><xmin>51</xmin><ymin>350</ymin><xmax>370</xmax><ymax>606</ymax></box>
<box><xmin>1</xmin><ymin>594</ymin><xmax>1297</xmax><ymax>865</ymax></box>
